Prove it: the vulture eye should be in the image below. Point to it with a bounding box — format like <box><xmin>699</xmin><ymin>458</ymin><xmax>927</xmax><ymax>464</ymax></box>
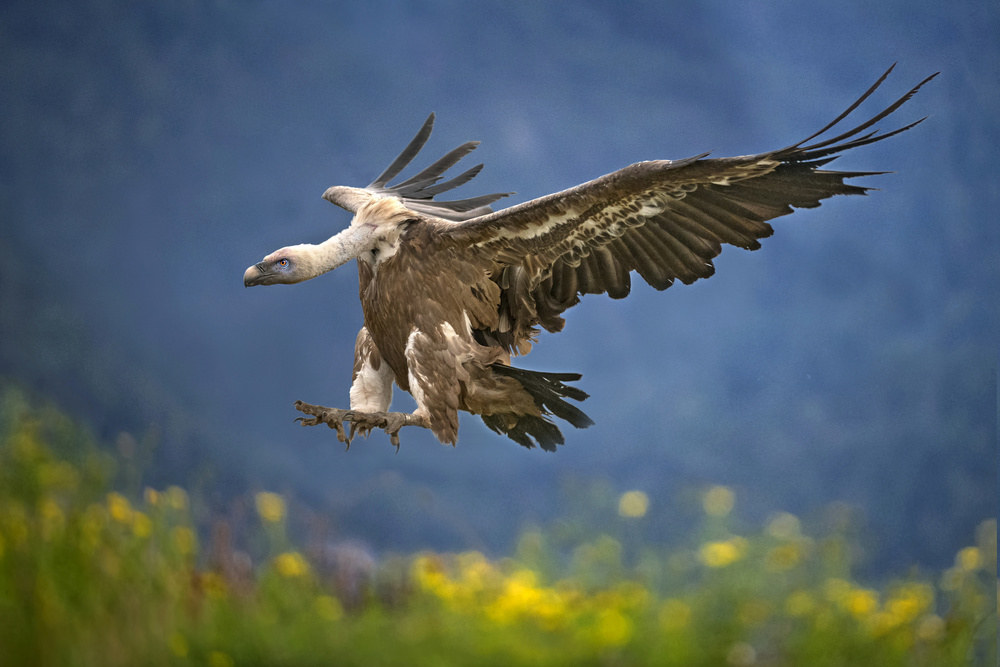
<box><xmin>277</xmin><ymin>259</ymin><xmax>289</xmax><ymax>267</ymax></box>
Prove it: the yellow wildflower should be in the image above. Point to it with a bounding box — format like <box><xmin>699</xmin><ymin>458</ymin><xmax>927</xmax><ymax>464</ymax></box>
<box><xmin>703</xmin><ymin>485</ymin><xmax>735</xmax><ymax>517</ymax></box>
<box><xmin>699</xmin><ymin>537</ymin><xmax>746</xmax><ymax>568</ymax></box>
<box><xmin>956</xmin><ymin>546</ymin><xmax>981</xmax><ymax>571</ymax></box>
<box><xmin>483</xmin><ymin>568</ymin><xmax>574</xmax><ymax>627</ymax></box>
<box><xmin>534</xmin><ymin>587</ymin><xmax>572</xmax><ymax>628</ymax></box>
<box><xmin>456</xmin><ymin>550</ymin><xmax>495</xmax><ymax>591</ymax></box>
<box><xmin>274</xmin><ymin>551</ymin><xmax>310</xmax><ymax>578</ymax></box>
<box><xmin>411</xmin><ymin>554</ymin><xmax>449</xmax><ymax>595</ymax></box>
<box><xmin>659</xmin><ymin>598</ymin><xmax>692</xmax><ymax>631</ymax></box>
<box><xmin>106</xmin><ymin>492</ymin><xmax>133</xmax><ymax>524</ymax></box>
<box><xmin>844</xmin><ymin>588</ymin><xmax>879</xmax><ymax>618</ymax></box>
<box><xmin>885</xmin><ymin>583</ymin><xmax>933</xmax><ymax>624</ymax></box>
<box><xmin>500</xmin><ymin>570</ymin><xmax>542</xmax><ymax>610</ymax></box>
<box><xmin>618</xmin><ymin>490</ymin><xmax>649</xmax><ymax>518</ymax></box>
<box><xmin>255</xmin><ymin>491</ymin><xmax>286</xmax><ymax>523</ymax></box>
<box><xmin>144</xmin><ymin>487</ymin><xmax>160</xmax><ymax>506</ymax></box>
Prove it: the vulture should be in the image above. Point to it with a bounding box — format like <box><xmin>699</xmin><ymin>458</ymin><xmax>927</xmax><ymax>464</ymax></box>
<box><xmin>244</xmin><ymin>65</ymin><xmax>935</xmax><ymax>451</ymax></box>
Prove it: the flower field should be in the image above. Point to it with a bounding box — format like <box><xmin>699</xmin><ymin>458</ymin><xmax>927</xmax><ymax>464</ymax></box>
<box><xmin>0</xmin><ymin>388</ymin><xmax>995</xmax><ymax>666</ymax></box>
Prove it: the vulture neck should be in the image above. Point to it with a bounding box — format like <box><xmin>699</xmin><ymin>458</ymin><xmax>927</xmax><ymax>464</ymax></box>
<box><xmin>299</xmin><ymin>224</ymin><xmax>378</xmax><ymax>280</ymax></box>
<box><xmin>296</xmin><ymin>197</ymin><xmax>413</xmax><ymax>280</ymax></box>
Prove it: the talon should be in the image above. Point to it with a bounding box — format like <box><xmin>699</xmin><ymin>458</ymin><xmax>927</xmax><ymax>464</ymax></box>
<box><xmin>294</xmin><ymin>401</ymin><xmax>430</xmax><ymax>450</ymax></box>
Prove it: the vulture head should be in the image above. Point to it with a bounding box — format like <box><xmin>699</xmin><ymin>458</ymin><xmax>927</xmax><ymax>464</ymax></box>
<box><xmin>243</xmin><ymin>245</ymin><xmax>319</xmax><ymax>286</ymax></box>
<box><xmin>243</xmin><ymin>193</ymin><xmax>413</xmax><ymax>288</ymax></box>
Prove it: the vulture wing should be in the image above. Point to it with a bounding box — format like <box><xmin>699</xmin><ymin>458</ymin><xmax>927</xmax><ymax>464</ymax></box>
<box><xmin>446</xmin><ymin>65</ymin><xmax>937</xmax><ymax>339</ymax></box>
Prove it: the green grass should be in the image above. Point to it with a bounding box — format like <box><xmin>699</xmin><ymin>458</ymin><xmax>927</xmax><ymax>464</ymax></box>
<box><xmin>0</xmin><ymin>387</ymin><xmax>995</xmax><ymax>666</ymax></box>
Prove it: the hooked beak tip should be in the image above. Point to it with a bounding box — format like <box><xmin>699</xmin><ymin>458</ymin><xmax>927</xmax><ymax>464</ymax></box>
<box><xmin>243</xmin><ymin>264</ymin><xmax>264</xmax><ymax>287</ymax></box>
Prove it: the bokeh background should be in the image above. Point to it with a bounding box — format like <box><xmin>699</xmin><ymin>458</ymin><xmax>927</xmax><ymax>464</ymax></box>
<box><xmin>1</xmin><ymin>1</ymin><xmax>995</xmax><ymax>574</ymax></box>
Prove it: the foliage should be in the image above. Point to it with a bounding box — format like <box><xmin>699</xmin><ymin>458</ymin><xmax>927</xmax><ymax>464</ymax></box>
<box><xmin>0</xmin><ymin>388</ymin><xmax>995</xmax><ymax>666</ymax></box>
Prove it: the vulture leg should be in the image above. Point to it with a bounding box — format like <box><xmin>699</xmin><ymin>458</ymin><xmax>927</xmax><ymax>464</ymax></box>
<box><xmin>294</xmin><ymin>400</ymin><xmax>430</xmax><ymax>450</ymax></box>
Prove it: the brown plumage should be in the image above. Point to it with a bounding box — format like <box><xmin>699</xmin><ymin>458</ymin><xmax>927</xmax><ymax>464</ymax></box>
<box><xmin>244</xmin><ymin>65</ymin><xmax>936</xmax><ymax>451</ymax></box>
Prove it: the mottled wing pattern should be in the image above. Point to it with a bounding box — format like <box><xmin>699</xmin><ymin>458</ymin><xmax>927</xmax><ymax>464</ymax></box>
<box><xmin>446</xmin><ymin>67</ymin><xmax>936</xmax><ymax>339</ymax></box>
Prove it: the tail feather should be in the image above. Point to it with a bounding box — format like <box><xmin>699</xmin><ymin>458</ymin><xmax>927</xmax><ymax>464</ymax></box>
<box><xmin>482</xmin><ymin>364</ymin><xmax>594</xmax><ymax>451</ymax></box>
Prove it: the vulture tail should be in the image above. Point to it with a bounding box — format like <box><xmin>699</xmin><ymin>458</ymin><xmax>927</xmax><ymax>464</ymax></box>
<box><xmin>481</xmin><ymin>365</ymin><xmax>594</xmax><ymax>452</ymax></box>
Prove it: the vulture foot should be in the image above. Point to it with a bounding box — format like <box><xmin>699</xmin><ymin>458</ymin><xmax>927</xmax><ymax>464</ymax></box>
<box><xmin>294</xmin><ymin>401</ymin><xmax>430</xmax><ymax>451</ymax></box>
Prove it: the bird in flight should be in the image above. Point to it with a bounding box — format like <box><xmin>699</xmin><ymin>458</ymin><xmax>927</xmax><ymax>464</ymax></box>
<box><xmin>244</xmin><ymin>65</ymin><xmax>935</xmax><ymax>451</ymax></box>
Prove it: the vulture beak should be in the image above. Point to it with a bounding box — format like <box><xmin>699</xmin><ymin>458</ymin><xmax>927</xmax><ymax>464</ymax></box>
<box><xmin>243</xmin><ymin>262</ymin><xmax>267</xmax><ymax>287</ymax></box>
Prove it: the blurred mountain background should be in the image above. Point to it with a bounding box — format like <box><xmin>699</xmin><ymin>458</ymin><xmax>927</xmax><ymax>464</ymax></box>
<box><xmin>0</xmin><ymin>1</ymin><xmax>995</xmax><ymax>573</ymax></box>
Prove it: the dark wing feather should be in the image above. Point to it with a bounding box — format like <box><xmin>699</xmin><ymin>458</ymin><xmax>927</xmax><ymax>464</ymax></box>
<box><xmin>391</xmin><ymin>141</ymin><xmax>480</xmax><ymax>189</ymax></box>
<box><xmin>362</xmin><ymin>113</ymin><xmax>514</xmax><ymax>221</ymax></box>
<box><xmin>446</xmin><ymin>66</ymin><xmax>937</xmax><ymax>341</ymax></box>
<box><xmin>368</xmin><ymin>113</ymin><xmax>436</xmax><ymax>188</ymax></box>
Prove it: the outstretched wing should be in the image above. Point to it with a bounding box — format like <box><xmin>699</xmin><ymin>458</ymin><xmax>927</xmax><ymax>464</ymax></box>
<box><xmin>323</xmin><ymin>113</ymin><xmax>514</xmax><ymax>221</ymax></box>
<box><xmin>446</xmin><ymin>65</ymin><xmax>937</xmax><ymax>339</ymax></box>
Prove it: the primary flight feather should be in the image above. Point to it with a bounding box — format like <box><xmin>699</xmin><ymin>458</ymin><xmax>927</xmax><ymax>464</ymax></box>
<box><xmin>244</xmin><ymin>65</ymin><xmax>936</xmax><ymax>451</ymax></box>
